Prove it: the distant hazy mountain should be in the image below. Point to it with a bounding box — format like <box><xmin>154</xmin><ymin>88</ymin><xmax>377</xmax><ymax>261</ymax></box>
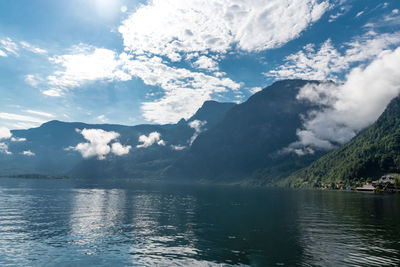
<box><xmin>285</xmin><ymin>94</ymin><xmax>400</xmax><ymax>187</ymax></box>
<box><xmin>0</xmin><ymin>100</ymin><xmax>236</xmax><ymax>178</ymax></box>
<box><xmin>166</xmin><ymin>80</ymin><xmax>327</xmax><ymax>183</ymax></box>
<box><xmin>10</xmin><ymin>78</ymin><xmax>395</xmax><ymax>186</ymax></box>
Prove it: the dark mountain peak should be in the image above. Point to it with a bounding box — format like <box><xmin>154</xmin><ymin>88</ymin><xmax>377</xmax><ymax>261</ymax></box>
<box><xmin>188</xmin><ymin>100</ymin><xmax>236</xmax><ymax>127</ymax></box>
<box><xmin>177</xmin><ymin>118</ymin><xmax>187</xmax><ymax>125</ymax></box>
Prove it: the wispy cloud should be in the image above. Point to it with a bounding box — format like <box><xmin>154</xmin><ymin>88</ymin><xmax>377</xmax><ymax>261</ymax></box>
<box><xmin>267</xmin><ymin>32</ymin><xmax>400</xmax><ymax>81</ymax></box>
<box><xmin>188</xmin><ymin>120</ymin><xmax>207</xmax><ymax>145</ymax></box>
<box><xmin>0</xmin><ymin>112</ymin><xmax>46</xmax><ymax>124</ymax></box>
<box><xmin>19</xmin><ymin>41</ymin><xmax>47</xmax><ymax>54</ymax></box>
<box><xmin>24</xmin><ymin>109</ymin><xmax>55</xmax><ymax>118</ymax></box>
<box><xmin>0</xmin><ymin>37</ymin><xmax>46</xmax><ymax>57</ymax></box>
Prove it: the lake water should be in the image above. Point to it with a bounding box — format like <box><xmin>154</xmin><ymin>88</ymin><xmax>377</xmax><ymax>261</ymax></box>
<box><xmin>0</xmin><ymin>178</ymin><xmax>399</xmax><ymax>266</ymax></box>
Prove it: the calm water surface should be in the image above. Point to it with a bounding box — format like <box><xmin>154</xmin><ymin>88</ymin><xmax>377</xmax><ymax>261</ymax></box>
<box><xmin>0</xmin><ymin>178</ymin><xmax>399</xmax><ymax>266</ymax></box>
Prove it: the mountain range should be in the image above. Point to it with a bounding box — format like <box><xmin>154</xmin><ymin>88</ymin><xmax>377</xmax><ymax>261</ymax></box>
<box><xmin>1</xmin><ymin>79</ymin><xmax>399</xmax><ymax>186</ymax></box>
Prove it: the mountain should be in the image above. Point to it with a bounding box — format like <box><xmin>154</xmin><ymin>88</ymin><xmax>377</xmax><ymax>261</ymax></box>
<box><xmin>166</xmin><ymin>79</ymin><xmax>327</xmax><ymax>183</ymax></box>
<box><xmin>284</xmin><ymin>95</ymin><xmax>400</xmax><ymax>188</ymax></box>
<box><xmin>0</xmin><ymin>100</ymin><xmax>236</xmax><ymax>178</ymax></box>
<box><xmin>1</xmin><ymin>79</ymin><xmax>350</xmax><ymax>183</ymax></box>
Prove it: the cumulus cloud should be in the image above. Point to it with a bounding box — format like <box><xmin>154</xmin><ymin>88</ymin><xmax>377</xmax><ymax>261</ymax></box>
<box><xmin>192</xmin><ymin>56</ymin><xmax>219</xmax><ymax>71</ymax></box>
<box><xmin>0</xmin><ymin>126</ymin><xmax>13</xmax><ymax>155</ymax></box>
<box><xmin>119</xmin><ymin>0</ymin><xmax>329</xmax><ymax>58</ymax></box>
<box><xmin>0</xmin><ymin>127</ymin><xmax>12</xmax><ymax>140</ymax></box>
<box><xmin>0</xmin><ymin>143</ymin><xmax>11</xmax><ymax>155</ymax></box>
<box><xmin>267</xmin><ymin>32</ymin><xmax>400</xmax><ymax>81</ymax></box>
<box><xmin>188</xmin><ymin>120</ymin><xmax>207</xmax><ymax>145</ymax></box>
<box><xmin>287</xmin><ymin>46</ymin><xmax>400</xmax><ymax>154</ymax></box>
<box><xmin>69</xmin><ymin>128</ymin><xmax>131</xmax><ymax>159</ymax></box>
<box><xmin>21</xmin><ymin>150</ymin><xmax>35</xmax><ymax>156</ymax></box>
<box><xmin>136</xmin><ymin>132</ymin><xmax>166</xmax><ymax>148</ymax></box>
<box><xmin>42</xmin><ymin>45</ymin><xmax>131</xmax><ymax>96</ymax></box>
<box><xmin>111</xmin><ymin>142</ymin><xmax>132</xmax><ymax>156</ymax></box>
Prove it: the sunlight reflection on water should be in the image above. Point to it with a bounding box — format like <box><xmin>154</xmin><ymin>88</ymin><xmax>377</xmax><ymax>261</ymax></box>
<box><xmin>0</xmin><ymin>178</ymin><xmax>399</xmax><ymax>266</ymax></box>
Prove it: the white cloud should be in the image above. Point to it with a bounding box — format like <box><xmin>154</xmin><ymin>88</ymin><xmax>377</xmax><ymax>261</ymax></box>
<box><xmin>136</xmin><ymin>132</ymin><xmax>166</xmax><ymax>148</ymax></box>
<box><xmin>119</xmin><ymin>0</ymin><xmax>329</xmax><ymax>58</ymax></box>
<box><xmin>32</xmin><ymin>0</ymin><xmax>330</xmax><ymax>123</ymax></box>
<box><xmin>69</xmin><ymin>128</ymin><xmax>131</xmax><ymax>159</ymax></box>
<box><xmin>170</xmin><ymin>145</ymin><xmax>186</xmax><ymax>151</ymax></box>
<box><xmin>287</xmin><ymin>46</ymin><xmax>400</xmax><ymax>153</ymax></box>
<box><xmin>25</xmin><ymin>109</ymin><xmax>55</xmax><ymax>118</ymax></box>
<box><xmin>0</xmin><ymin>38</ymin><xmax>19</xmax><ymax>56</ymax></box>
<box><xmin>356</xmin><ymin>11</ymin><xmax>364</xmax><ymax>17</ymax></box>
<box><xmin>188</xmin><ymin>120</ymin><xmax>207</xmax><ymax>145</ymax></box>
<box><xmin>42</xmin><ymin>89</ymin><xmax>63</xmax><ymax>97</ymax></box>
<box><xmin>111</xmin><ymin>142</ymin><xmax>131</xmax><ymax>156</ymax></box>
<box><xmin>192</xmin><ymin>56</ymin><xmax>219</xmax><ymax>71</ymax></box>
<box><xmin>0</xmin><ymin>37</ymin><xmax>46</xmax><ymax>57</ymax></box>
<box><xmin>19</xmin><ymin>41</ymin><xmax>47</xmax><ymax>54</ymax></box>
<box><xmin>0</xmin><ymin>127</ymin><xmax>12</xmax><ymax>139</ymax></box>
<box><xmin>267</xmin><ymin>32</ymin><xmax>400</xmax><ymax>81</ymax></box>
<box><xmin>21</xmin><ymin>150</ymin><xmax>35</xmax><ymax>156</ymax></box>
<box><xmin>0</xmin><ymin>143</ymin><xmax>11</xmax><ymax>155</ymax></box>
<box><xmin>249</xmin><ymin>87</ymin><xmax>262</xmax><ymax>94</ymax></box>
<box><xmin>120</xmin><ymin>54</ymin><xmax>240</xmax><ymax>123</ymax></box>
<box><xmin>0</xmin><ymin>112</ymin><xmax>46</xmax><ymax>124</ymax></box>
<box><xmin>116</xmin><ymin>0</ymin><xmax>330</xmax><ymax>123</ymax></box>
<box><xmin>11</xmin><ymin>137</ymin><xmax>26</xmax><ymax>142</ymax></box>
<box><xmin>44</xmin><ymin>45</ymin><xmax>131</xmax><ymax>96</ymax></box>
<box><xmin>328</xmin><ymin>5</ymin><xmax>351</xmax><ymax>22</ymax></box>
<box><xmin>25</xmin><ymin>74</ymin><xmax>41</xmax><ymax>87</ymax></box>
<box><xmin>97</xmin><ymin>115</ymin><xmax>107</xmax><ymax>123</ymax></box>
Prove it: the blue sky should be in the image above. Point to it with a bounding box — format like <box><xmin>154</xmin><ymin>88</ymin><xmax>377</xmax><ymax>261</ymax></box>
<box><xmin>0</xmin><ymin>0</ymin><xmax>399</xmax><ymax>130</ymax></box>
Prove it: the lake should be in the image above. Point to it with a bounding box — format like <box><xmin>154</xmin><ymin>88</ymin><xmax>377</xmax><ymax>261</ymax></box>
<box><xmin>0</xmin><ymin>178</ymin><xmax>399</xmax><ymax>266</ymax></box>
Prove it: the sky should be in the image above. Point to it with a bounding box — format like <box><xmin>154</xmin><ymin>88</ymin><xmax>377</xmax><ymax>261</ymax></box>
<box><xmin>0</xmin><ymin>0</ymin><xmax>399</xmax><ymax>131</ymax></box>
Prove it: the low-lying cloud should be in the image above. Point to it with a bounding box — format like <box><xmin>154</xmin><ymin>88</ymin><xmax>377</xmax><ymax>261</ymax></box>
<box><xmin>136</xmin><ymin>132</ymin><xmax>166</xmax><ymax>148</ymax></box>
<box><xmin>0</xmin><ymin>126</ymin><xmax>28</xmax><ymax>155</ymax></box>
<box><xmin>69</xmin><ymin>128</ymin><xmax>131</xmax><ymax>160</ymax></box>
<box><xmin>0</xmin><ymin>127</ymin><xmax>12</xmax><ymax>140</ymax></box>
<box><xmin>287</xmin><ymin>46</ymin><xmax>400</xmax><ymax>155</ymax></box>
<box><xmin>188</xmin><ymin>120</ymin><xmax>207</xmax><ymax>145</ymax></box>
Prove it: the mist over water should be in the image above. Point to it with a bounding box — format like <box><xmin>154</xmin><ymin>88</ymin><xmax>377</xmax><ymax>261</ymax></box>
<box><xmin>0</xmin><ymin>178</ymin><xmax>399</xmax><ymax>266</ymax></box>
